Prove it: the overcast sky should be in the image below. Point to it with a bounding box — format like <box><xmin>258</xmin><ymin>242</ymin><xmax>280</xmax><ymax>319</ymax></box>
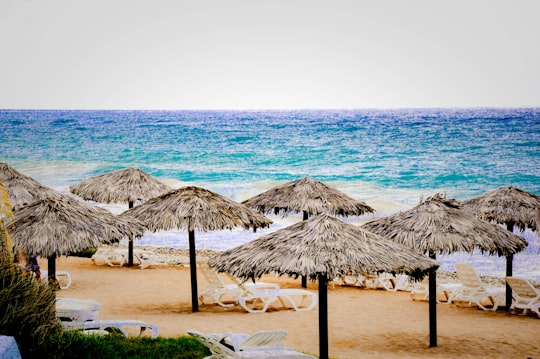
<box><xmin>1</xmin><ymin>0</ymin><xmax>539</xmax><ymax>110</ymax></box>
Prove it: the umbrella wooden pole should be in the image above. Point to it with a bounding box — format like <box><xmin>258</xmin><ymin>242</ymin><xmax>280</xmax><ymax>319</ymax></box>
<box><xmin>506</xmin><ymin>254</ymin><xmax>513</xmax><ymax>311</ymax></box>
<box><xmin>318</xmin><ymin>274</ymin><xmax>329</xmax><ymax>359</ymax></box>
<box><xmin>505</xmin><ymin>221</ymin><xmax>515</xmax><ymax>312</ymax></box>
<box><xmin>128</xmin><ymin>201</ymin><xmax>134</xmax><ymax>267</ymax></box>
<box><xmin>189</xmin><ymin>230</ymin><xmax>199</xmax><ymax>312</ymax></box>
<box><xmin>428</xmin><ymin>252</ymin><xmax>437</xmax><ymax>347</ymax></box>
<box><xmin>47</xmin><ymin>254</ymin><xmax>57</xmax><ymax>286</ymax></box>
<box><xmin>301</xmin><ymin>211</ymin><xmax>309</xmax><ymax>288</ymax></box>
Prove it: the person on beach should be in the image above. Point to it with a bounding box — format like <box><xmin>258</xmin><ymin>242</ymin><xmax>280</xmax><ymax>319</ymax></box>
<box><xmin>24</xmin><ymin>255</ymin><xmax>41</xmax><ymax>280</ymax></box>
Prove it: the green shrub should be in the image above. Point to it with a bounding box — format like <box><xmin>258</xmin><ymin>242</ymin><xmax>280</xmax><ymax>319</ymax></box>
<box><xmin>0</xmin><ymin>261</ymin><xmax>210</xmax><ymax>358</ymax></box>
<box><xmin>0</xmin><ymin>261</ymin><xmax>63</xmax><ymax>357</ymax></box>
<box><xmin>69</xmin><ymin>248</ymin><xmax>97</xmax><ymax>258</ymax></box>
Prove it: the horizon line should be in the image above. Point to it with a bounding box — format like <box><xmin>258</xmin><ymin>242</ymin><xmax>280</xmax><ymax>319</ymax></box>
<box><xmin>1</xmin><ymin>105</ymin><xmax>539</xmax><ymax>112</ymax></box>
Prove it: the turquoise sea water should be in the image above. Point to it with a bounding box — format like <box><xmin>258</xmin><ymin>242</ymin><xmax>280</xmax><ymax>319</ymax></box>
<box><xmin>1</xmin><ymin>108</ymin><xmax>539</xmax><ymax>279</ymax></box>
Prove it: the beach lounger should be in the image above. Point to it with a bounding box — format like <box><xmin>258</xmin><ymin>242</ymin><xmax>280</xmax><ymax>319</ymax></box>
<box><xmin>198</xmin><ymin>262</ymin><xmax>280</xmax><ymax>308</ymax></box>
<box><xmin>228</xmin><ymin>330</ymin><xmax>288</xmax><ymax>351</ymax></box>
<box><xmin>41</xmin><ymin>270</ymin><xmax>72</xmax><ymax>289</ymax></box>
<box><xmin>376</xmin><ymin>273</ymin><xmax>413</xmax><ymax>291</ymax></box>
<box><xmin>234</xmin><ymin>282</ymin><xmax>318</xmax><ymax>313</ymax></box>
<box><xmin>333</xmin><ymin>274</ymin><xmax>367</xmax><ymax>287</ymax></box>
<box><xmin>62</xmin><ymin>320</ymin><xmax>158</xmax><ymax>338</ymax></box>
<box><xmin>56</xmin><ymin>297</ymin><xmax>101</xmax><ymax>322</ymax></box>
<box><xmin>198</xmin><ymin>262</ymin><xmax>316</xmax><ymax>313</ymax></box>
<box><xmin>187</xmin><ymin>329</ymin><xmax>316</xmax><ymax>358</ymax></box>
<box><xmin>92</xmin><ymin>248</ymin><xmax>127</xmax><ymax>267</ymax></box>
<box><xmin>505</xmin><ymin>277</ymin><xmax>540</xmax><ymax>317</ymax></box>
<box><xmin>454</xmin><ymin>263</ymin><xmax>505</xmax><ymax>311</ymax></box>
<box><xmin>409</xmin><ymin>276</ymin><xmax>462</xmax><ymax>303</ymax></box>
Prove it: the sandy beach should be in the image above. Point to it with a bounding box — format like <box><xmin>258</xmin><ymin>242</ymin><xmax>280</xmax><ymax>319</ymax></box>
<box><xmin>45</xmin><ymin>252</ymin><xmax>540</xmax><ymax>359</ymax></box>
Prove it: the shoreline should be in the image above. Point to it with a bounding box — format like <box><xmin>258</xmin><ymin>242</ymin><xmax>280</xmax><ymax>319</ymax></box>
<box><xmin>93</xmin><ymin>244</ymin><xmax>540</xmax><ymax>289</ymax></box>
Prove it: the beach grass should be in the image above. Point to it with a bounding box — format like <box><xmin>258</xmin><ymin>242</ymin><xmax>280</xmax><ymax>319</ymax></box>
<box><xmin>39</xmin><ymin>332</ymin><xmax>210</xmax><ymax>359</ymax></box>
<box><xmin>0</xmin><ymin>261</ymin><xmax>63</xmax><ymax>357</ymax></box>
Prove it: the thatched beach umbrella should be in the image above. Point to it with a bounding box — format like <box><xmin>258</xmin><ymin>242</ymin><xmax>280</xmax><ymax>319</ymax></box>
<box><xmin>208</xmin><ymin>214</ymin><xmax>439</xmax><ymax>359</ymax></box>
<box><xmin>9</xmin><ymin>197</ymin><xmax>145</xmax><ymax>283</ymax></box>
<box><xmin>242</xmin><ymin>176</ymin><xmax>375</xmax><ymax>287</ymax></box>
<box><xmin>120</xmin><ymin>186</ymin><xmax>273</xmax><ymax>312</ymax></box>
<box><xmin>461</xmin><ymin>186</ymin><xmax>540</xmax><ymax>310</ymax></box>
<box><xmin>70</xmin><ymin>167</ymin><xmax>172</xmax><ymax>266</ymax></box>
<box><xmin>362</xmin><ymin>194</ymin><xmax>527</xmax><ymax>347</ymax></box>
<box><xmin>0</xmin><ymin>162</ymin><xmax>64</xmax><ymax>209</ymax></box>
<box><xmin>243</xmin><ymin>176</ymin><xmax>374</xmax><ymax>218</ymax></box>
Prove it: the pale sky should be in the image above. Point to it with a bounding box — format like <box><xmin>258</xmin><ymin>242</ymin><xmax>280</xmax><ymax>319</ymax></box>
<box><xmin>1</xmin><ymin>0</ymin><xmax>539</xmax><ymax>110</ymax></box>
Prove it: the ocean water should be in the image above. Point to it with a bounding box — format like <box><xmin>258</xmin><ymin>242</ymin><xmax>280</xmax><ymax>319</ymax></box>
<box><xmin>1</xmin><ymin>108</ymin><xmax>539</xmax><ymax>280</ymax></box>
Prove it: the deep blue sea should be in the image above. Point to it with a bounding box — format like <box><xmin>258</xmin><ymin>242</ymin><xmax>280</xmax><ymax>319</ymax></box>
<box><xmin>1</xmin><ymin>108</ymin><xmax>539</xmax><ymax>279</ymax></box>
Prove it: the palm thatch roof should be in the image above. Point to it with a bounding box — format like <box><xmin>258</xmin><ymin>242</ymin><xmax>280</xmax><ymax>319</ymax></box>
<box><xmin>460</xmin><ymin>186</ymin><xmax>540</xmax><ymax>231</ymax></box>
<box><xmin>209</xmin><ymin>213</ymin><xmax>439</xmax><ymax>282</ymax></box>
<box><xmin>362</xmin><ymin>194</ymin><xmax>527</xmax><ymax>257</ymax></box>
<box><xmin>0</xmin><ymin>162</ymin><xmax>64</xmax><ymax>209</ymax></box>
<box><xmin>241</xmin><ymin>177</ymin><xmax>375</xmax><ymax>217</ymax></box>
<box><xmin>69</xmin><ymin>168</ymin><xmax>172</xmax><ymax>205</ymax></box>
<box><xmin>9</xmin><ymin>197</ymin><xmax>145</xmax><ymax>258</ymax></box>
<box><xmin>121</xmin><ymin>186</ymin><xmax>272</xmax><ymax>232</ymax></box>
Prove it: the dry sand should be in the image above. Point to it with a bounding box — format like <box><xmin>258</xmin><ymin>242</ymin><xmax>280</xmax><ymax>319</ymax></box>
<box><xmin>49</xmin><ymin>256</ymin><xmax>539</xmax><ymax>359</ymax></box>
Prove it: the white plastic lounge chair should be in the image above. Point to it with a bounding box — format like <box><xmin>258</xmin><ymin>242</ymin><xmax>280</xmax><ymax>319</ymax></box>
<box><xmin>198</xmin><ymin>262</ymin><xmax>280</xmax><ymax>308</ymax></box>
<box><xmin>409</xmin><ymin>276</ymin><xmax>462</xmax><ymax>303</ymax></box>
<box><xmin>233</xmin><ymin>281</ymin><xmax>318</xmax><ymax>313</ymax></box>
<box><xmin>230</xmin><ymin>330</ymin><xmax>288</xmax><ymax>350</ymax></box>
<box><xmin>505</xmin><ymin>277</ymin><xmax>540</xmax><ymax>317</ymax></box>
<box><xmin>56</xmin><ymin>297</ymin><xmax>101</xmax><ymax>322</ymax></box>
<box><xmin>91</xmin><ymin>248</ymin><xmax>127</xmax><ymax>267</ymax></box>
<box><xmin>198</xmin><ymin>262</ymin><xmax>317</xmax><ymax>313</ymax></box>
<box><xmin>377</xmin><ymin>273</ymin><xmax>413</xmax><ymax>291</ymax></box>
<box><xmin>187</xmin><ymin>329</ymin><xmax>316</xmax><ymax>358</ymax></box>
<box><xmin>454</xmin><ymin>263</ymin><xmax>505</xmax><ymax>311</ymax></box>
<box><xmin>62</xmin><ymin>320</ymin><xmax>158</xmax><ymax>338</ymax></box>
<box><xmin>198</xmin><ymin>262</ymin><xmax>245</xmax><ymax>307</ymax></box>
<box><xmin>41</xmin><ymin>270</ymin><xmax>72</xmax><ymax>289</ymax></box>
<box><xmin>332</xmin><ymin>274</ymin><xmax>366</xmax><ymax>287</ymax></box>
<box><xmin>410</xmin><ymin>277</ymin><xmax>432</xmax><ymax>301</ymax></box>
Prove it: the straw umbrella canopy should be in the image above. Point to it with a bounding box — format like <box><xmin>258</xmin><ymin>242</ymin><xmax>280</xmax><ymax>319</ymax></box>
<box><xmin>242</xmin><ymin>176</ymin><xmax>375</xmax><ymax>218</ymax></box>
<box><xmin>242</xmin><ymin>176</ymin><xmax>375</xmax><ymax>287</ymax></box>
<box><xmin>461</xmin><ymin>185</ymin><xmax>540</xmax><ymax>310</ymax></box>
<box><xmin>9</xmin><ymin>197</ymin><xmax>145</xmax><ymax>283</ymax></box>
<box><xmin>0</xmin><ymin>162</ymin><xmax>64</xmax><ymax>209</ymax></box>
<box><xmin>208</xmin><ymin>214</ymin><xmax>439</xmax><ymax>359</ymax></box>
<box><xmin>120</xmin><ymin>185</ymin><xmax>273</xmax><ymax>312</ymax></box>
<box><xmin>70</xmin><ymin>167</ymin><xmax>172</xmax><ymax>266</ymax></box>
<box><xmin>362</xmin><ymin>194</ymin><xmax>528</xmax><ymax>347</ymax></box>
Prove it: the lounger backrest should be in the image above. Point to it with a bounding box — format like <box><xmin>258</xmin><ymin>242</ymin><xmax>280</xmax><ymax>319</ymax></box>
<box><xmin>455</xmin><ymin>263</ymin><xmax>484</xmax><ymax>290</ymax></box>
<box><xmin>239</xmin><ymin>330</ymin><xmax>288</xmax><ymax>350</ymax></box>
<box><xmin>187</xmin><ymin>329</ymin><xmax>238</xmax><ymax>358</ymax></box>
<box><xmin>197</xmin><ymin>261</ymin><xmax>228</xmax><ymax>289</ymax></box>
<box><xmin>506</xmin><ymin>277</ymin><xmax>539</xmax><ymax>299</ymax></box>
